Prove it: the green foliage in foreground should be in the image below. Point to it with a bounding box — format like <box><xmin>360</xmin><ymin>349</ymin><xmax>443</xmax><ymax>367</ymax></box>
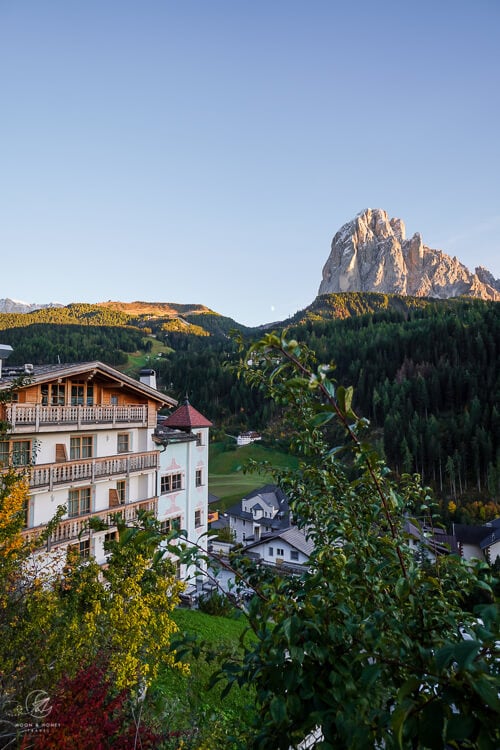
<box><xmin>190</xmin><ymin>332</ymin><xmax>500</xmax><ymax>750</ymax></box>
<box><xmin>150</xmin><ymin>609</ymin><xmax>255</xmax><ymax>748</ymax></box>
<box><xmin>0</xmin><ymin>499</ymin><xmax>186</xmax><ymax>748</ymax></box>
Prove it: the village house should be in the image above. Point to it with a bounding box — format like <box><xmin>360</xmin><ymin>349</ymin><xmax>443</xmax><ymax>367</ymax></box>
<box><xmin>0</xmin><ymin>357</ymin><xmax>211</xmax><ymax>579</ymax></box>
<box><xmin>453</xmin><ymin>518</ymin><xmax>500</xmax><ymax>564</ymax></box>
<box><xmin>242</xmin><ymin>525</ymin><xmax>314</xmax><ymax>570</ymax></box>
<box><xmin>224</xmin><ymin>484</ymin><xmax>290</xmax><ymax>544</ymax></box>
<box><xmin>236</xmin><ymin>430</ymin><xmax>262</xmax><ymax>447</ymax></box>
<box><xmin>207</xmin><ymin>484</ymin><xmax>312</xmax><ymax>595</ymax></box>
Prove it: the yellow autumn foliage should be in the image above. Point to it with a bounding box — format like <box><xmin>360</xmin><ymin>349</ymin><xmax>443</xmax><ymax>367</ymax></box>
<box><xmin>0</xmin><ymin>474</ymin><xmax>28</xmax><ymax>555</ymax></box>
<box><xmin>105</xmin><ymin>556</ymin><xmax>188</xmax><ymax>690</ymax></box>
<box><xmin>0</xmin><ymin>489</ymin><xmax>189</xmax><ymax>721</ymax></box>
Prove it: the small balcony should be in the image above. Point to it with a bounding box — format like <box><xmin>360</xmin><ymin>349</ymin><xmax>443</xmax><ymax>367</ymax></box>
<box><xmin>29</xmin><ymin>450</ymin><xmax>160</xmax><ymax>490</ymax></box>
<box><xmin>22</xmin><ymin>496</ymin><xmax>158</xmax><ymax>547</ymax></box>
<box><xmin>5</xmin><ymin>404</ymin><xmax>149</xmax><ymax>432</ymax></box>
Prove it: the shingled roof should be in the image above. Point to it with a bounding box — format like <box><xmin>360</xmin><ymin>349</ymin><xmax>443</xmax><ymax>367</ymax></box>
<box><xmin>164</xmin><ymin>397</ymin><xmax>212</xmax><ymax>429</ymax></box>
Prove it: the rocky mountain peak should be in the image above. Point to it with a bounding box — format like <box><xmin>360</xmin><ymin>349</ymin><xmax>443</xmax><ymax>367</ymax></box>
<box><xmin>0</xmin><ymin>298</ymin><xmax>63</xmax><ymax>314</ymax></box>
<box><xmin>318</xmin><ymin>209</ymin><xmax>500</xmax><ymax>301</ymax></box>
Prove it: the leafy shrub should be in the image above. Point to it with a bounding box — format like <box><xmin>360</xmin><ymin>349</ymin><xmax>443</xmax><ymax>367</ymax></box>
<box><xmin>197</xmin><ymin>590</ymin><xmax>235</xmax><ymax>617</ymax></box>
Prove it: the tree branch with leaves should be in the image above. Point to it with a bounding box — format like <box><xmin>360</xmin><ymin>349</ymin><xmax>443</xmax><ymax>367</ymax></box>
<box><xmin>206</xmin><ymin>332</ymin><xmax>500</xmax><ymax>750</ymax></box>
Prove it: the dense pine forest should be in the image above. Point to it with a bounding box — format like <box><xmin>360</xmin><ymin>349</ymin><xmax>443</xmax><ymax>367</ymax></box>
<box><xmin>1</xmin><ymin>294</ymin><xmax>499</xmax><ymax>521</ymax></box>
<box><xmin>287</xmin><ymin>297</ymin><xmax>500</xmax><ymax>522</ymax></box>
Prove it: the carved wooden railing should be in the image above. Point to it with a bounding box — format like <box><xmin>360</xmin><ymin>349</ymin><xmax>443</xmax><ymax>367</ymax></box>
<box><xmin>28</xmin><ymin>450</ymin><xmax>159</xmax><ymax>490</ymax></box>
<box><xmin>5</xmin><ymin>404</ymin><xmax>148</xmax><ymax>430</ymax></box>
<box><xmin>22</xmin><ymin>497</ymin><xmax>158</xmax><ymax>546</ymax></box>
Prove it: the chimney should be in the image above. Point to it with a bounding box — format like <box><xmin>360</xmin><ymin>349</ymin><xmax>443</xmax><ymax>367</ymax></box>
<box><xmin>0</xmin><ymin>344</ymin><xmax>13</xmax><ymax>379</ymax></box>
<box><xmin>139</xmin><ymin>368</ymin><xmax>157</xmax><ymax>390</ymax></box>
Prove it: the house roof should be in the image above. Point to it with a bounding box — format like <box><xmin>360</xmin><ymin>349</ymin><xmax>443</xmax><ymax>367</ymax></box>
<box><xmin>244</xmin><ymin>525</ymin><xmax>314</xmax><ymax>557</ymax></box>
<box><xmin>445</xmin><ymin>518</ymin><xmax>500</xmax><ymax>553</ymax></box>
<box><xmin>0</xmin><ymin>360</ymin><xmax>176</xmax><ymax>407</ymax></box>
<box><xmin>405</xmin><ymin>521</ymin><xmax>458</xmax><ymax>555</ymax></box>
<box><xmin>243</xmin><ymin>484</ymin><xmax>289</xmax><ymax>512</ymax></box>
<box><xmin>226</xmin><ymin>484</ymin><xmax>290</xmax><ymax>529</ymax></box>
<box><xmin>226</xmin><ymin>505</ymin><xmax>254</xmax><ymax>521</ymax></box>
<box><xmin>245</xmin><ymin>483</ymin><xmax>286</xmax><ymax>501</ymax></box>
<box><xmin>453</xmin><ymin>525</ymin><xmax>486</xmax><ymax>545</ymax></box>
<box><xmin>278</xmin><ymin>526</ymin><xmax>315</xmax><ymax>556</ymax></box>
<box><xmin>163</xmin><ymin>398</ymin><xmax>212</xmax><ymax>429</ymax></box>
<box><xmin>480</xmin><ymin>530</ymin><xmax>500</xmax><ymax>550</ymax></box>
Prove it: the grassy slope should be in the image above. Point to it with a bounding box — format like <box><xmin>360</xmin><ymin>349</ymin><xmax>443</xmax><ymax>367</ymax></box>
<box><xmin>100</xmin><ymin>300</ymin><xmax>216</xmax><ymax>317</ymax></box>
<box><xmin>208</xmin><ymin>442</ymin><xmax>299</xmax><ymax>510</ymax></box>
<box><xmin>122</xmin><ymin>337</ymin><xmax>174</xmax><ymax>373</ymax></box>
<box><xmin>154</xmin><ymin>609</ymin><xmax>254</xmax><ymax>740</ymax></box>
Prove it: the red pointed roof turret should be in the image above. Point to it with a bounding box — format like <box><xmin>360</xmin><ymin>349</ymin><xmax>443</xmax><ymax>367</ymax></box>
<box><xmin>164</xmin><ymin>397</ymin><xmax>212</xmax><ymax>430</ymax></box>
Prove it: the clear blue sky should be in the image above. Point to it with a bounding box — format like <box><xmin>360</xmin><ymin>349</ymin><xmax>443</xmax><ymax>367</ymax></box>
<box><xmin>1</xmin><ymin>0</ymin><xmax>499</xmax><ymax>326</ymax></box>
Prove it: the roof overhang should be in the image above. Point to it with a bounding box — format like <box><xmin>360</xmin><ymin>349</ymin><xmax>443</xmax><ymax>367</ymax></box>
<box><xmin>0</xmin><ymin>360</ymin><xmax>177</xmax><ymax>408</ymax></box>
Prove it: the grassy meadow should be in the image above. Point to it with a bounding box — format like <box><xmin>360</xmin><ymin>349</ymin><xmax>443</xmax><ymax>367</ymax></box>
<box><xmin>208</xmin><ymin>441</ymin><xmax>298</xmax><ymax>510</ymax></box>
<box><xmin>124</xmin><ymin>337</ymin><xmax>173</xmax><ymax>373</ymax></box>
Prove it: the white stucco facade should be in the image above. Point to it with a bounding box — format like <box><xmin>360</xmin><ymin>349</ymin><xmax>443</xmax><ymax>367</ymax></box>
<box><xmin>157</xmin><ymin>426</ymin><xmax>210</xmax><ymax>580</ymax></box>
<box><xmin>1</xmin><ymin>362</ymin><xmax>210</xmax><ymax>579</ymax></box>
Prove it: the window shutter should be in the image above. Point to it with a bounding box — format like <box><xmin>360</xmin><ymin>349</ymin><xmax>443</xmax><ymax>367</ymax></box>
<box><xmin>109</xmin><ymin>489</ymin><xmax>120</xmax><ymax>508</ymax></box>
<box><xmin>55</xmin><ymin>444</ymin><xmax>67</xmax><ymax>463</ymax></box>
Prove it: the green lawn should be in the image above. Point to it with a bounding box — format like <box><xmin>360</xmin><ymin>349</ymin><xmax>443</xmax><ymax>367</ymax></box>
<box><xmin>172</xmin><ymin>607</ymin><xmax>252</xmax><ymax>647</ymax></box>
<box><xmin>208</xmin><ymin>442</ymin><xmax>298</xmax><ymax>510</ymax></box>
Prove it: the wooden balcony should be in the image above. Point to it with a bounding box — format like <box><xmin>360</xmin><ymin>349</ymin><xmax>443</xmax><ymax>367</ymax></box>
<box><xmin>5</xmin><ymin>404</ymin><xmax>149</xmax><ymax>432</ymax></box>
<box><xmin>22</xmin><ymin>496</ymin><xmax>158</xmax><ymax>547</ymax></box>
<box><xmin>29</xmin><ymin>450</ymin><xmax>159</xmax><ymax>490</ymax></box>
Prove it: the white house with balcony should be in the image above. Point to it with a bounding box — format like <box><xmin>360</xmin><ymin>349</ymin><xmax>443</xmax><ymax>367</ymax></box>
<box><xmin>0</xmin><ymin>360</ymin><xmax>210</xmax><ymax>579</ymax></box>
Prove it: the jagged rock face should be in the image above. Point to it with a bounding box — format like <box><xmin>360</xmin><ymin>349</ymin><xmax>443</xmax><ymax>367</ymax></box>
<box><xmin>318</xmin><ymin>209</ymin><xmax>500</xmax><ymax>301</ymax></box>
<box><xmin>0</xmin><ymin>298</ymin><xmax>63</xmax><ymax>314</ymax></box>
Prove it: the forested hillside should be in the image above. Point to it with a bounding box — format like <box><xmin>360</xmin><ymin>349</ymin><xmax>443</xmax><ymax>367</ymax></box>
<box><xmin>1</xmin><ymin>323</ymin><xmax>147</xmax><ymax>367</ymax></box>
<box><xmin>287</xmin><ymin>296</ymin><xmax>500</xmax><ymax>521</ymax></box>
<box><xmin>1</xmin><ymin>295</ymin><xmax>499</xmax><ymax>519</ymax></box>
<box><xmin>153</xmin><ymin>295</ymin><xmax>500</xmax><ymax>521</ymax></box>
<box><xmin>0</xmin><ymin>302</ymin><xmax>251</xmax><ymax>369</ymax></box>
